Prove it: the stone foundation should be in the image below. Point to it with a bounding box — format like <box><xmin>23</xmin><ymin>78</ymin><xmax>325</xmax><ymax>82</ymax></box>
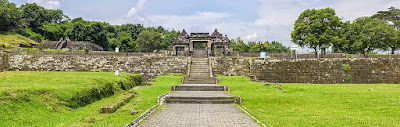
<box><xmin>211</xmin><ymin>57</ymin><xmax>400</xmax><ymax>84</ymax></box>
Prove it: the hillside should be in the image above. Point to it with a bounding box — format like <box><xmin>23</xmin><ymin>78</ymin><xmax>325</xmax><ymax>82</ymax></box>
<box><xmin>0</xmin><ymin>32</ymin><xmax>38</xmax><ymax>49</ymax></box>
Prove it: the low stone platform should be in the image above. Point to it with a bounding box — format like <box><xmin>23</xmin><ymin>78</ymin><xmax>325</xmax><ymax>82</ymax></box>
<box><xmin>168</xmin><ymin>91</ymin><xmax>231</xmax><ymax>98</ymax></box>
<box><xmin>138</xmin><ymin>104</ymin><xmax>260</xmax><ymax>127</ymax></box>
<box><xmin>165</xmin><ymin>91</ymin><xmax>235</xmax><ymax>104</ymax></box>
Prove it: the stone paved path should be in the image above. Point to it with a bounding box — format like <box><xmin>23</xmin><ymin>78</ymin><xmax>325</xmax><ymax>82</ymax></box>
<box><xmin>139</xmin><ymin>104</ymin><xmax>259</xmax><ymax>127</ymax></box>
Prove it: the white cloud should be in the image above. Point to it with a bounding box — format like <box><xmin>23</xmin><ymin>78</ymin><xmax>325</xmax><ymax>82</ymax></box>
<box><xmin>330</xmin><ymin>0</ymin><xmax>399</xmax><ymax>21</ymax></box>
<box><xmin>122</xmin><ymin>0</ymin><xmax>148</xmax><ymax>24</ymax></box>
<box><xmin>28</xmin><ymin>0</ymin><xmax>62</xmax><ymax>9</ymax></box>
<box><xmin>243</xmin><ymin>33</ymin><xmax>259</xmax><ymax>41</ymax></box>
<box><xmin>146</xmin><ymin>11</ymin><xmax>231</xmax><ymax>31</ymax></box>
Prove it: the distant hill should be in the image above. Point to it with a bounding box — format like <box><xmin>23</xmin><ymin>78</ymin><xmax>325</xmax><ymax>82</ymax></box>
<box><xmin>0</xmin><ymin>32</ymin><xmax>39</xmax><ymax>49</ymax></box>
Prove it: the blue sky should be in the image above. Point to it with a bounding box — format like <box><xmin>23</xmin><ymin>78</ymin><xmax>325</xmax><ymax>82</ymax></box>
<box><xmin>10</xmin><ymin>0</ymin><xmax>400</xmax><ymax>53</ymax></box>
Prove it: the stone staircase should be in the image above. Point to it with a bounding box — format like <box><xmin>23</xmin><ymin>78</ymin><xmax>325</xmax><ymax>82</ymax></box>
<box><xmin>165</xmin><ymin>57</ymin><xmax>236</xmax><ymax>104</ymax></box>
<box><xmin>189</xmin><ymin>58</ymin><xmax>210</xmax><ymax>78</ymax></box>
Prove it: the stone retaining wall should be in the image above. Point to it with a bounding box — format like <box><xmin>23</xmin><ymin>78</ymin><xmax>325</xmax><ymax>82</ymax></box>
<box><xmin>8</xmin><ymin>55</ymin><xmax>188</xmax><ymax>79</ymax></box>
<box><xmin>0</xmin><ymin>51</ymin><xmax>7</xmax><ymax>71</ymax></box>
<box><xmin>238</xmin><ymin>52</ymin><xmax>400</xmax><ymax>59</ymax></box>
<box><xmin>211</xmin><ymin>57</ymin><xmax>400</xmax><ymax>84</ymax></box>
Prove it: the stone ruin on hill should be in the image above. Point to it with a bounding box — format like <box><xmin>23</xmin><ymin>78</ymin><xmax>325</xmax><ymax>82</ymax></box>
<box><xmin>40</xmin><ymin>37</ymin><xmax>104</xmax><ymax>51</ymax></box>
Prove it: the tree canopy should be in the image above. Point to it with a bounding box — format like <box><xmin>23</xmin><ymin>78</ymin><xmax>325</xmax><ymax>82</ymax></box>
<box><xmin>0</xmin><ymin>0</ymin><xmax>20</xmax><ymax>31</ymax></box>
<box><xmin>291</xmin><ymin>7</ymin><xmax>342</xmax><ymax>57</ymax></box>
<box><xmin>336</xmin><ymin>17</ymin><xmax>395</xmax><ymax>56</ymax></box>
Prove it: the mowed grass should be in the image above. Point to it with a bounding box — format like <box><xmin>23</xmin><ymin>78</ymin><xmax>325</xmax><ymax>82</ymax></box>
<box><xmin>0</xmin><ymin>71</ymin><xmax>181</xmax><ymax>126</ymax></box>
<box><xmin>218</xmin><ymin>76</ymin><xmax>400</xmax><ymax>126</ymax></box>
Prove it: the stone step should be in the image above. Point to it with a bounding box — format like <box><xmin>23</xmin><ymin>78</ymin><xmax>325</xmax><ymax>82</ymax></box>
<box><xmin>189</xmin><ymin>74</ymin><xmax>210</xmax><ymax>77</ymax></box>
<box><xmin>172</xmin><ymin>85</ymin><xmax>226</xmax><ymax>91</ymax></box>
<box><xmin>183</xmin><ymin>77</ymin><xmax>216</xmax><ymax>84</ymax></box>
<box><xmin>191</xmin><ymin>63</ymin><xmax>208</xmax><ymax>65</ymax></box>
<box><xmin>190</xmin><ymin>66</ymin><xmax>209</xmax><ymax>68</ymax></box>
<box><xmin>190</xmin><ymin>72</ymin><xmax>210</xmax><ymax>74</ymax></box>
<box><xmin>164</xmin><ymin>91</ymin><xmax>235</xmax><ymax>104</ymax></box>
<box><xmin>191</xmin><ymin>60</ymin><xmax>208</xmax><ymax>62</ymax></box>
<box><xmin>165</xmin><ymin>98</ymin><xmax>234</xmax><ymax>104</ymax></box>
<box><xmin>190</xmin><ymin>70</ymin><xmax>209</xmax><ymax>73</ymax></box>
<box><xmin>189</xmin><ymin>75</ymin><xmax>210</xmax><ymax>78</ymax></box>
<box><xmin>190</xmin><ymin>68</ymin><xmax>209</xmax><ymax>70</ymax></box>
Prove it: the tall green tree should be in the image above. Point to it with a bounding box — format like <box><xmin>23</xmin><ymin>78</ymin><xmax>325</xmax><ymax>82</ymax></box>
<box><xmin>230</xmin><ymin>37</ymin><xmax>249</xmax><ymax>53</ymax></box>
<box><xmin>338</xmin><ymin>17</ymin><xmax>393</xmax><ymax>57</ymax></box>
<box><xmin>118</xmin><ymin>36</ymin><xmax>136</xmax><ymax>52</ymax></box>
<box><xmin>135</xmin><ymin>30</ymin><xmax>162</xmax><ymax>52</ymax></box>
<box><xmin>373</xmin><ymin>7</ymin><xmax>400</xmax><ymax>54</ymax></box>
<box><xmin>291</xmin><ymin>8</ymin><xmax>342</xmax><ymax>57</ymax></box>
<box><xmin>373</xmin><ymin>7</ymin><xmax>400</xmax><ymax>29</ymax></box>
<box><xmin>0</xmin><ymin>0</ymin><xmax>20</xmax><ymax>31</ymax></box>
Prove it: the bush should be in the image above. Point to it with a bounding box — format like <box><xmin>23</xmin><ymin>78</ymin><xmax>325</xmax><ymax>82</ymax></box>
<box><xmin>84</xmin><ymin>48</ymin><xmax>90</xmax><ymax>54</ymax></box>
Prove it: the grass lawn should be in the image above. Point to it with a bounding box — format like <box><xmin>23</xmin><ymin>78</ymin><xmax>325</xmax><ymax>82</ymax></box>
<box><xmin>218</xmin><ymin>75</ymin><xmax>400</xmax><ymax>126</ymax></box>
<box><xmin>0</xmin><ymin>71</ymin><xmax>182</xmax><ymax>127</ymax></box>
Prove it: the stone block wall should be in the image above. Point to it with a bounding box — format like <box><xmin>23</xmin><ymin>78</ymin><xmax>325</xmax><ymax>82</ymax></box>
<box><xmin>8</xmin><ymin>55</ymin><xmax>188</xmax><ymax>79</ymax></box>
<box><xmin>0</xmin><ymin>51</ymin><xmax>8</xmax><ymax>71</ymax></box>
<box><xmin>210</xmin><ymin>57</ymin><xmax>400</xmax><ymax>84</ymax></box>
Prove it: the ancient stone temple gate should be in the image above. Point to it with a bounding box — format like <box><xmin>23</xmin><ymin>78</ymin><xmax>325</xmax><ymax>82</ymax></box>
<box><xmin>171</xmin><ymin>29</ymin><xmax>232</xmax><ymax>57</ymax></box>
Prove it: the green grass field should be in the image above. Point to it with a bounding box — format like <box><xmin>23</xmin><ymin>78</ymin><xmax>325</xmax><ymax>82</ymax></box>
<box><xmin>0</xmin><ymin>71</ymin><xmax>182</xmax><ymax>127</ymax></box>
<box><xmin>218</xmin><ymin>76</ymin><xmax>400</xmax><ymax>126</ymax></box>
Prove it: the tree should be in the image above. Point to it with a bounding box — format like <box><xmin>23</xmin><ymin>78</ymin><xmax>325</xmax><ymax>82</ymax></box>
<box><xmin>373</xmin><ymin>7</ymin><xmax>400</xmax><ymax>54</ymax></box>
<box><xmin>338</xmin><ymin>17</ymin><xmax>393</xmax><ymax>57</ymax></box>
<box><xmin>373</xmin><ymin>7</ymin><xmax>400</xmax><ymax>29</ymax></box>
<box><xmin>0</xmin><ymin>0</ymin><xmax>20</xmax><ymax>31</ymax></box>
<box><xmin>230</xmin><ymin>37</ymin><xmax>249</xmax><ymax>53</ymax></box>
<box><xmin>135</xmin><ymin>30</ymin><xmax>162</xmax><ymax>52</ymax></box>
<box><xmin>291</xmin><ymin>8</ymin><xmax>342</xmax><ymax>57</ymax></box>
<box><xmin>118</xmin><ymin>36</ymin><xmax>136</xmax><ymax>52</ymax></box>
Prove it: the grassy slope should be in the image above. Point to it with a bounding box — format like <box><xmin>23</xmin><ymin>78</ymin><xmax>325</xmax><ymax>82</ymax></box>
<box><xmin>0</xmin><ymin>72</ymin><xmax>181</xmax><ymax>127</ymax></box>
<box><xmin>0</xmin><ymin>32</ymin><xmax>38</xmax><ymax>48</ymax></box>
<box><xmin>89</xmin><ymin>75</ymin><xmax>182</xmax><ymax>127</ymax></box>
<box><xmin>0</xmin><ymin>71</ymin><xmax>134</xmax><ymax>126</ymax></box>
<box><xmin>219</xmin><ymin>76</ymin><xmax>400</xmax><ymax>126</ymax></box>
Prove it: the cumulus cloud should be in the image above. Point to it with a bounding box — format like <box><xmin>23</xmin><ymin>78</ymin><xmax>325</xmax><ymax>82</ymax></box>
<box><xmin>243</xmin><ymin>33</ymin><xmax>259</xmax><ymax>40</ymax></box>
<box><xmin>123</xmin><ymin>0</ymin><xmax>148</xmax><ymax>24</ymax></box>
<box><xmin>146</xmin><ymin>11</ymin><xmax>231</xmax><ymax>31</ymax></box>
<box><xmin>28</xmin><ymin>0</ymin><xmax>62</xmax><ymax>9</ymax></box>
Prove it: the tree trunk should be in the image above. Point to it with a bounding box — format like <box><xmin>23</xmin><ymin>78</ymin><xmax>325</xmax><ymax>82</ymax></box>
<box><xmin>363</xmin><ymin>51</ymin><xmax>368</xmax><ymax>58</ymax></box>
<box><xmin>314</xmin><ymin>47</ymin><xmax>318</xmax><ymax>58</ymax></box>
<box><xmin>391</xmin><ymin>48</ymin><xmax>395</xmax><ymax>54</ymax></box>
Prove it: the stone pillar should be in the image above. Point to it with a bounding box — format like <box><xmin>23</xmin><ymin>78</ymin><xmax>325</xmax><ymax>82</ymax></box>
<box><xmin>184</xmin><ymin>46</ymin><xmax>189</xmax><ymax>56</ymax></box>
<box><xmin>189</xmin><ymin>41</ymin><xmax>193</xmax><ymax>52</ymax></box>
<box><xmin>172</xmin><ymin>46</ymin><xmax>177</xmax><ymax>56</ymax></box>
<box><xmin>0</xmin><ymin>51</ymin><xmax>8</xmax><ymax>72</ymax></box>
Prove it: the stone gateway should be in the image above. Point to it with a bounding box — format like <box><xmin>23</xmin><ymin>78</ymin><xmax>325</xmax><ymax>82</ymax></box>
<box><xmin>171</xmin><ymin>29</ymin><xmax>233</xmax><ymax>57</ymax></box>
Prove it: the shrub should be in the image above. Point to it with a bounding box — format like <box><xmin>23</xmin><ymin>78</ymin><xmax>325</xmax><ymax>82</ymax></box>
<box><xmin>84</xmin><ymin>48</ymin><xmax>90</xmax><ymax>54</ymax></box>
<box><xmin>341</xmin><ymin>64</ymin><xmax>351</xmax><ymax>71</ymax></box>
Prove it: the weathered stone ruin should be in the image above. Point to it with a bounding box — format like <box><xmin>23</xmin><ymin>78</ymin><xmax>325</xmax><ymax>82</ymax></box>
<box><xmin>171</xmin><ymin>29</ymin><xmax>233</xmax><ymax>57</ymax></box>
<box><xmin>40</xmin><ymin>37</ymin><xmax>104</xmax><ymax>51</ymax></box>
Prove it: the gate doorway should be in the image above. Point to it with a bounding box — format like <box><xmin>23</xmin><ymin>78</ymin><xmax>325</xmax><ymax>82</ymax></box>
<box><xmin>192</xmin><ymin>41</ymin><xmax>209</xmax><ymax>58</ymax></box>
